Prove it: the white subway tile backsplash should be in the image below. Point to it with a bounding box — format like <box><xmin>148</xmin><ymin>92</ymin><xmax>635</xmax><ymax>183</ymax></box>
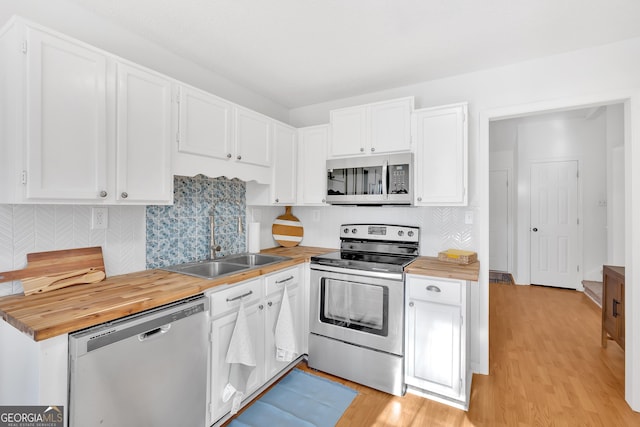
<box><xmin>0</xmin><ymin>204</ymin><xmax>146</xmax><ymax>295</ymax></box>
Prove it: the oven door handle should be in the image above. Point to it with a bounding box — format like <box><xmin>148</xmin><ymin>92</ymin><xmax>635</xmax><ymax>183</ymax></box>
<box><xmin>310</xmin><ymin>264</ymin><xmax>403</xmax><ymax>281</ymax></box>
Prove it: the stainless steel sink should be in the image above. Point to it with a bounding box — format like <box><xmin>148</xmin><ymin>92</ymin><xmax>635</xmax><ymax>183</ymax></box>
<box><xmin>223</xmin><ymin>253</ymin><xmax>290</xmax><ymax>267</ymax></box>
<box><xmin>162</xmin><ymin>253</ymin><xmax>290</xmax><ymax>280</ymax></box>
<box><xmin>162</xmin><ymin>260</ymin><xmax>249</xmax><ymax>279</ymax></box>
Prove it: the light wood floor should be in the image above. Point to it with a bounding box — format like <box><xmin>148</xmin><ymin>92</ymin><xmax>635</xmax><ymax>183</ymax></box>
<box><xmin>229</xmin><ymin>283</ymin><xmax>640</xmax><ymax>426</ymax></box>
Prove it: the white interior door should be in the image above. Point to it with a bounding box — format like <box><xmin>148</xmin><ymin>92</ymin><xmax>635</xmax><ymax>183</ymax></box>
<box><xmin>530</xmin><ymin>161</ymin><xmax>579</xmax><ymax>289</ymax></box>
<box><xmin>489</xmin><ymin>170</ymin><xmax>509</xmax><ymax>272</ymax></box>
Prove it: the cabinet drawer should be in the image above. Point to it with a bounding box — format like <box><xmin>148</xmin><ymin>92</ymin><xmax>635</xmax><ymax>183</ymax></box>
<box><xmin>208</xmin><ymin>279</ymin><xmax>262</xmax><ymax>317</ymax></box>
<box><xmin>265</xmin><ymin>267</ymin><xmax>300</xmax><ymax>295</ymax></box>
<box><xmin>408</xmin><ymin>276</ymin><xmax>462</xmax><ymax>306</ymax></box>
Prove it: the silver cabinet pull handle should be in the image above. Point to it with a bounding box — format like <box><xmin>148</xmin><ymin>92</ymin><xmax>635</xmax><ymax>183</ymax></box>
<box><xmin>99</xmin><ymin>190</ymin><xmax>108</xmax><ymax>198</ymax></box>
<box><xmin>121</xmin><ymin>192</ymin><xmax>128</xmax><ymax>199</ymax></box>
<box><xmin>409</xmin><ymin>301</ymin><xmax>414</xmax><ymax>307</ymax></box>
<box><xmin>237</xmin><ymin>155</ymin><xmax>242</xmax><ymax>160</ymax></box>
<box><xmin>371</xmin><ymin>147</ymin><xmax>375</xmax><ymax>152</ymax></box>
<box><xmin>227</xmin><ymin>153</ymin><xmax>232</xmax><ymax>158</ymax></box>
<box><xmin>426</xmin><ymin>285</ymin><xmax>441</xmax><ymax>293</ymax></box>
<box><xmin>275</xmin><ymin>198</ymin><xmax>279</xmax><ymax>203</ymax></box>
<box><xmin>276</xmin><ymin>276</ymin><xmax>294</xmax><ymax>284</ymax></box>
<box><xmin>360</xmin><ymin>147</ymin><xmax>364</xmax><ymax>152</ymax></box>
<box><xmin>258</xmin><ymin>304</ymin><xmax>264</xmax><ymax>310</ymax></box>
<box><xmin>267</xmin><ymin>301</ymin><xmax>273</xmax><ymax>307</ymax></box>
<box><xmin>226</xmin><ymin>290</ymin><xmax>252</xmax><ymax>302</ymax></box>
<box><xmin>417</xmin><ymin>196</ymin><xmax>422</xmax><ymax>202</ymax></box>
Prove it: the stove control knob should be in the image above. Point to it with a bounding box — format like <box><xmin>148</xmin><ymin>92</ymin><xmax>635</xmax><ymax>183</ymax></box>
<box><xmin>351</xmin><ymin>228</ymin><xmax>358</xmax><ymax>234</ymax></box>
<box><xmin>408</xmin><ymin>231</ymin><xmax>415</xmax><ymax>237</ymax></box>
<box><xmin>398</xmin><ymin>230</ymin><xmax>404</xmax><ymax>237</ymax></box>
<box><xmin>343</xmin><ymin>228</ymin><xmax>350</xmax><ymax>234</ymax></box>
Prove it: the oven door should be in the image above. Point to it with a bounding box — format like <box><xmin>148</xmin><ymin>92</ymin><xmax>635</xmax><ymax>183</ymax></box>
<box><xmin>310</xmin><ymin>266</ymin><xmax>404</xmax><ymax>356</ymax></box>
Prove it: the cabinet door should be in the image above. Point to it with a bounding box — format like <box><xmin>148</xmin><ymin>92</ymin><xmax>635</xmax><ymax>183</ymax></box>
<box><xmin>414</xmin><ymin>104</ymin><xmax>467</xmax><ymax>206</ymax></box>
<box><xmin>235</xmin><ymin>106</ymin><xmax>271</xmax><ymax>167</ymax></box>
<box><xmin>271</xmin><ymin>123</ymin><xmax>297</xmax><ymax>204</ymax></box>
<box><xmin>264</xmin><ymin>279</ymin><xmax>303</xmax><ymax>379</ymax></box>
<box><xmin>369</xmin><ymin>98</ymin><xmax>412</xmax><ymax>154</ymax></box>
<box><xmin>210</xmin><ymin>300</ymin><xmax>265</xmax><ymax>422</ymax></box>
<box><xmin>25</xmin><ymin>27</ymin><xmax>108</xmax><ymax>200</ymax></box>
<box><xmin>115</xmin><ymin>63</ymin><xmax>173</xmax><ymax>203</ymax></box>
<box><xmin>178</xmin><ymin>85</ymin><xmax>233</xmax><ymax>160</ymax></box>
<box><xmin>406</xmin><ymin>298</ymin><xmax>461</xmax><ymax>399</ymax></box>
<box><xmin>297</xmin><ymin>125</ymin><xmax>328</xmax><ymax>204</ymax></box>
<box><xmin>329</xmin><ymin>106</ymin><xmax>368</xmax><ymax>157</ymax></box>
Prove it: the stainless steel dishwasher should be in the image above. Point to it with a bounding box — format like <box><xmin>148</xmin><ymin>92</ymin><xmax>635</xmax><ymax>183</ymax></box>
<box><xmin>69</xmin><ymin>295</ymin><xmax>209</xmax><ymax>427</ymax></box>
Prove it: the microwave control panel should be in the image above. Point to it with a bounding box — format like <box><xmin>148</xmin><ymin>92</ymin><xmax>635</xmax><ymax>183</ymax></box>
<box><xmin>389</xmin><ymin>164</ymin><xmax>409</xmax><ymax>194</ymax></box>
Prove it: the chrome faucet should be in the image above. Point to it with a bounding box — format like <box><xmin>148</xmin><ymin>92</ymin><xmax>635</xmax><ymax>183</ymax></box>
<box><xmin>210</xmin><ymin>213</ymin><xmax>221</xmax><ymax>259</ymax></box>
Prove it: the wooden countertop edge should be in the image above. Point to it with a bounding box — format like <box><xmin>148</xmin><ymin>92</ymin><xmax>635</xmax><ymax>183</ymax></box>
<box><xmin>404</xmin><ymin>256</ymin><xmax>480</xmax><ymax>282</ymax></box>
<box><xmin>0</xmin><ymin>247</ymin><xmax>336</xmax><ymax>342</ymax></box>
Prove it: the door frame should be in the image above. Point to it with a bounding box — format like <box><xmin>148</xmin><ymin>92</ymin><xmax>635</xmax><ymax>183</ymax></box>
<box><xmin>479</xmin><ymin>89</ymin><xmax>640</xmax><ymax>411</ymax></box>
<box><xmin>489</xmin><ymin>168</ymin><xmax>513</xmax><ymax>274</ymax></box>
<box><xmin>528</xmin><ymin>159</ymin><xmax>581</xmax><ymax>290</ymax></box>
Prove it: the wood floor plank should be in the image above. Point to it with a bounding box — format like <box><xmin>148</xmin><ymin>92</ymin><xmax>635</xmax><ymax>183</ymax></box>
<box><xmin>226</xmin><ymin>282</ymin><xmax>640</xmax><ymax>426</ymax></box>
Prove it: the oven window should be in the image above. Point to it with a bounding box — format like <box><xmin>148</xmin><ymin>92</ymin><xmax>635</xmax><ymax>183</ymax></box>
<box><xmin>319</xmin><ymin>278</ymin><xmax>388</xmax><ymax>336</ymax></box>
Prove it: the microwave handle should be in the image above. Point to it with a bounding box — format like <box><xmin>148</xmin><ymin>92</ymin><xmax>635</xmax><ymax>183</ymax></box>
<box><xmin>382</xmin><ymin>160</ymin><xmax>388</xmax><ymax>198</ymax></box>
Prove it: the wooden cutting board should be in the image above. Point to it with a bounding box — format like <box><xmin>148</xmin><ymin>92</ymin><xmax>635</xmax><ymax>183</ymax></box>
<box><xmin>272</xmin><ymin>206</ymin><xmax>304</xmax><ymax>247</ymax></box>
<box><xmin>0</xmin><ymin>247</ymin><xmax>106</xmax><ymax>295</ymax></box>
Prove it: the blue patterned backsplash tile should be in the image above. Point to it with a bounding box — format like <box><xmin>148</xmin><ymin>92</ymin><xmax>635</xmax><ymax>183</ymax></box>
<box><xmin>146</xmin><ymin>175</ymin><xmax>246</xmax><ymax>269</ymax></box>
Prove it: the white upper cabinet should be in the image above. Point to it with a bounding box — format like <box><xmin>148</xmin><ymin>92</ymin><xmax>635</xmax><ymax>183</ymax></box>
<box><xmin>115</xmin><ymin>63</ymin><xmax>173</xmax><ymax>204</ymax></box>
<box><xmin>271</xmin><ymin>122</ymin><xmax>297</xmax><ymax>205</ymax></box>
<box><xmin>0</xmin><ymin>18</ymin><xmax>174</xmax><ymax>204</ymax></box>
<box><xmin>413</xmin><ymin>103</ymin><xmax>468</xmax><ymax>206</ymax></box>
<box><xmin>329</xmin><ymin>97</ymin><xmax>413</xmax><ymax>158</ymax></box>
<box><xmin>24</xmin><ymin>25</ymin><xmax>108</xmax><ymax>201</ymax></box>
<box><xmin>235</xmin><ymin>106</ymin><xmax>271</xmax><ymax>167</ymax></box>
<box><xmin>175</xmin><ymin>98</ymin><xmax>273</xmax><ymax>184</ymax></box>
<box><xmin>297</xmin><ymin>125</ymin><xmax>328</xmax><ymax>205</ymax></box>
<box><xmin>177</xmin><ymin>85</ymin><xmax>233</xmax><ymax>160</ymax></box>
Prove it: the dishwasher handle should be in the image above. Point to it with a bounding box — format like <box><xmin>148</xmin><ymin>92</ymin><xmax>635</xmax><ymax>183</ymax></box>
<box><xmin>139</xmin><ymin>324</ymin><xmax>171</xmax><ymax>342</ymax></box>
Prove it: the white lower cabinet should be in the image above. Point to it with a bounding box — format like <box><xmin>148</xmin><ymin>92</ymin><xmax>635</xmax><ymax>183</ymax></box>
<box><xmin>208</xmin><ymin>279</ymin><xmax>265</xmax><ymax>424</ymax></box>
<box><xmin>207</xmin><ymin>265</ymin><xmax>304</xmax><ymax>425</ymax></box>
<box><xmin>405</xmin><ymin>274</ymin><xmax>471</xmax><ymax>410</ymax></box>
<box><xmin>264</xmin><ymin>267</ymin><xmax>304</xmax><ymax>378</ymax></box>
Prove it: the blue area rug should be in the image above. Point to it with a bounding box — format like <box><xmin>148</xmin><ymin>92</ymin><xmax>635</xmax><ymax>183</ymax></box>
<box><xmin>229</xmin><ymin>368</ymin><xmax>357</xmax><ymax>427</ymax></box>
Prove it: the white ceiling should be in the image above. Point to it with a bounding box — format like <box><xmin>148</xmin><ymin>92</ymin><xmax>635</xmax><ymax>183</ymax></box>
<box><xmin>69</xmin><ymin>0</ymin><xmax>640</xmax><ymax>109</ymax></box>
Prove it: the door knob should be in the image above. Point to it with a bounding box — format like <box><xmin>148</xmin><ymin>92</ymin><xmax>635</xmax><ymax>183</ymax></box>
<box><xmin>532</xmin><ymin>227</ymin><xmax>538</xmax><ymax>232</ymax></box>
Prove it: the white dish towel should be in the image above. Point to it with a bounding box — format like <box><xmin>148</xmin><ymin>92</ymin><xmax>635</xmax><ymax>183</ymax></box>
<box><xmin>223</xmin><ymin>300</ymin><xmax>256</xmax><ymax>415</ymax></box>
<box><xmin>275</xmin><ymin>285</ymin><xmax>297</xmax><ymax>362</ymax></box>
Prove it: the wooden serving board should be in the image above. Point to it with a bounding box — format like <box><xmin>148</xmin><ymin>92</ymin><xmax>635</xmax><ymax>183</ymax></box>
<box><xmin>0</xmin><ymin>247</ymin><xmax>106</xmax><ymax>295</ymax></box>
<box><xmin>271</xmin><ymin>206</ymin><xmax>304</xmax><ymax>247</ymax></box>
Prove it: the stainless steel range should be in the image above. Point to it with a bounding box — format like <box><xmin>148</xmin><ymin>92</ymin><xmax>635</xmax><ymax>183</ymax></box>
<box><xmin>309</xmin><ymin>223</ymin><xmax>419</xmax><ymax>396</ymax></box>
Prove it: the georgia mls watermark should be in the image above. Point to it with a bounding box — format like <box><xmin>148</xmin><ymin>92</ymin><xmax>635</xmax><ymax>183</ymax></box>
<box><xmin>0</xmin><ymin>406</ymin><xmax>63</xmax><ymax>427</ymax></box>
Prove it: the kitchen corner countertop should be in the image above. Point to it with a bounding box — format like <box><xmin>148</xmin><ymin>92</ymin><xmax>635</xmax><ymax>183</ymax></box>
<box><xmin>405</xmin><ymin>256</ymin><xmax>480</xmax><ymax>282</ymax></box>
<box><xmin>0</xmin><ymin>246</ymin><xmax>335</xmax><ymax>342</ymax></box>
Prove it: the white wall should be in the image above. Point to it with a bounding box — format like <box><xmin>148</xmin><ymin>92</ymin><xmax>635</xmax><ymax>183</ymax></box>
<box><xmin>514</xmin><ymin>112</ymin><xmax>607</xmax><ymax>285</ymax></box>
<box><xmin>0</xmin><ymin>0</ymin><xmax>289</xmax><ymax>122</ymax></box>
<box><xmin>288</xmin><ymin>36</ymin><xmax>640</xmax><ymax>408</ymax></box>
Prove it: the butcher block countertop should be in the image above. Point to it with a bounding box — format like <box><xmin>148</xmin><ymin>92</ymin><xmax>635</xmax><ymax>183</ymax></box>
<box><xmin>405</xmin><ymin>256</ymin><xmax>480</xmax><ymax>282</ymax></box>
<box><xmin>0</xmin><ymin>246</ymin><xmax>335</xmax><ymax>342</ymax></box>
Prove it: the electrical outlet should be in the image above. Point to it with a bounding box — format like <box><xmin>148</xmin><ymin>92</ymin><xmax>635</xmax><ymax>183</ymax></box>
<box><xmin>91</xmin><ymin>207</ymin><xmax>108</xmax><ymax>230</ymax></box>
<box><xmin>464</xmin><ymin>210</ymin><xmax>474</xmax><ymax>225</ymax></box>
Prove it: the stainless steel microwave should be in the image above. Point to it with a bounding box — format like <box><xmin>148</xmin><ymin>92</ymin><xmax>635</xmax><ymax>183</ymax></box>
<box><xmin>326</xmin><ymin>153</ymin><xmax>413</xmax><ymax>205</ymax></box>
